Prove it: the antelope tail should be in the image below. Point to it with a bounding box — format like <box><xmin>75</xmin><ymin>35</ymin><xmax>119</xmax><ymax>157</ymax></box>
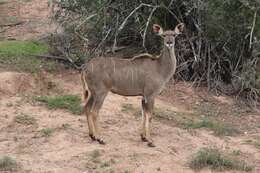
<box><xmin>80</xmin><ymin>71</ymin><xmax>91</xmax><ymax>110</ymax></box>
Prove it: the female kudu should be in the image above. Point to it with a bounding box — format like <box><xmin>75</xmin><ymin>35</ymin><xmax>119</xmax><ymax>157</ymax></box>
<box><xmin>81</xmin><ymin>23</ymin><xmax>184</xmax><ymax>147</ymax></box>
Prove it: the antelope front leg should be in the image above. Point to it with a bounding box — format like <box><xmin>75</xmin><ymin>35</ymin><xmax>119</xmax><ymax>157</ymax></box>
<box><xmin>141</xmin><ymin>106</ymin><xmax>148</xmax><ymax>142</ymax></box>
<box><xmin>141</xmin><ymin>97</ymin><xmax>155</xmax><ymax>147</ymax></box>
<box><xmin>144</xmin><ymin>111</ymin><xmax>155</xmax><ymax>147</ymax></box>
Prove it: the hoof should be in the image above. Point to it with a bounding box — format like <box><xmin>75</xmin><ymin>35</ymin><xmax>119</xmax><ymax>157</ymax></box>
<box><xmin>96</xmin><ymin>138</ymin><xmax>106</xmax><ymax>145</ymax></box>
<box><xmin>89</xmin><ymin>134</ymin><xmax>96</xmax><ymax>141</ymax></box>
<box><xmin>141</xmin><ymin>134</ymin><xmax>148</xmax><ymax>142</ymax></box>
<box><xmin>147</xmin><ymin>141</ymin><xmax>156</xmax><ymax>147</ymax></box>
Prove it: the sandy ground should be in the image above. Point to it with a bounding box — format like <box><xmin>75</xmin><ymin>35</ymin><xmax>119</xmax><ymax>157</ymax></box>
<box><xmin>0</xmin><ymin>71</ymin><xmax>259</xmax><ymax>173</ymax></box>
<box><xmin>0</xmin><ymin>0</ymin><xmax>56</xmax><ymax>40</ymax></box>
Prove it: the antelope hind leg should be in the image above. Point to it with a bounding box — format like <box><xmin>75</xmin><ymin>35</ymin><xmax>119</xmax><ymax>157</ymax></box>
<box><xmin>91</xmin><ymin>92</ymin><xmax>107</xmax><ymax>145</ymax></box>
<box><xmin>92</xmin><ymin>111</ymin><xmax>106</xmax><ymax>145</ymax></box>
<box><xmin>86</xmin><ymin>110</ymin><xmax>96</xmax><ymax>141</ymax></box>
<box><xmin>83</xmin><ymin>96</ymin><xmax>97</xmax><ymax>141</ymax></box>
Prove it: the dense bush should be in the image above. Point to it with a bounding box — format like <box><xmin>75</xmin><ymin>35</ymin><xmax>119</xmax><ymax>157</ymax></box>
<box><xmin>51</xmin><ymin>0</ymin><xmax>260</xmax><ymax>103</ymax></box>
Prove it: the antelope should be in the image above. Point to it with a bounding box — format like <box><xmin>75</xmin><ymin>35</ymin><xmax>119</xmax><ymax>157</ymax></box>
<box><xmin>81</xmin><ymin>23</ymin><xmax>184</xmax><ymax>147</ymax></box>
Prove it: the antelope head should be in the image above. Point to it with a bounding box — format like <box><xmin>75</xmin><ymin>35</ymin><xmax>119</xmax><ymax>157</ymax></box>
<box><xmin>152</xmin><ymin>23</ymin><xmax>185</xmax><ymax>49</ymax></box>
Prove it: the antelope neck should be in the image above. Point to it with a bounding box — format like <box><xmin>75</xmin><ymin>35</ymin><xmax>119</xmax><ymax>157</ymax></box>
<box><xmin>158</xmin><ymin>45</ymin><xmax>177</xmax><ymax>80</ymax></box>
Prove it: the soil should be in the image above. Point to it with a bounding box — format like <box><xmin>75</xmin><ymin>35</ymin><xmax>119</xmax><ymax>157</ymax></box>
<box><xmin>0</xmin><ymin>71</ymin><xmax>259</xmax><ymax>173</ymax></box>
<box><xmin>0</xmin><ymin>0</ymin><xmax>56</xmax><ymax>40</ymax></box>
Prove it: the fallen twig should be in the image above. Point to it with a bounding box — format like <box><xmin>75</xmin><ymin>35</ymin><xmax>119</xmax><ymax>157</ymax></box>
<box><xmin>30</xmin><ymin>54</ymin><xmax>67</xmax><ymax>61</ymax></box>
<box><xmin>0</xmin><ymin>21</ymin><xmax>25</xmax><ymax>27</ymax></box>
<box><xmin>31</xmin><ymin>54</ymin><xmax>83</xmax><ymax>70</ymax></box>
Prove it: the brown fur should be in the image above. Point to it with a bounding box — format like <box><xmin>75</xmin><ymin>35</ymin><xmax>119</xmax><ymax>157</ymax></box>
<box><xmin>81</xmin><ymin>23</ymin><xmax>184</xmax><ymax>147</ymax></box>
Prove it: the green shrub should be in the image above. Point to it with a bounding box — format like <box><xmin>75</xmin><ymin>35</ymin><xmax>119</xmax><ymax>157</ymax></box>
<box><xmin>52</xmin><ymin>0</ymin><xmax>260</xmax><ymax>101</ymax></box>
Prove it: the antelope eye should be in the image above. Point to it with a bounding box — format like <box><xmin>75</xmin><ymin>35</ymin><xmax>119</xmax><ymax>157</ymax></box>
<box><xmin>162</xmin><ymin>34</ymin><xmax>166</xmax><ymax>37</ymax></box>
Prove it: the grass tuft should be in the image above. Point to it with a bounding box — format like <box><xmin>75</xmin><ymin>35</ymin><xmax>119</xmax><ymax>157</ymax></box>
<box><xmin>61</xmin><ymin>123</ymin><xmax>71</xmax><ymax>129</ymax></box>
<box><xmin>189</xmin><ymin>148</ymin><xmax>252</xmax><ymax>171</ymax></box>
<box><xmin>89</xmin><ymin>149</ymin><xmax>102</xmax><ymax>164</ymax></box>
<box><xmin>40</xmin><ymin>128</ymin><xmax>54</xmax><ymax>137</ymax></box>
<box><xmin>255</xmin><ymin>141</ymin><xmax>260</xmax><ymax>150</ymax></box>
<box><xmin>0</xmin><ymin>0</ymin><xmax>8</xmax><ymax>4</ymax></box>
<box><xmin>14</xmin><ymin>114</ymin><xmax>36</xmax><ymax>125</ymax></box>
<box><xmin>35</xmin><ymin>95</ymin><xmax>82</xmax><ymax>115</ymax></box>
<box><xmin>123</xmin><ymin>171</ymin><xmax>130</xmax><ymax>173</ymax></box>
<box><xmin>244</xmin><ymin>139</ymin><xmax>260</xmax><ymax>150</ymax></box>
<box><xmin>232</xmin><ymin>150</ymin><xmax>241</xmax><ymax>156</ymax></box>
<box><xmin>0</xmin><ymin>156</ymin><xmax>17</xmax><ymax>171</ymax></box>
<box><xmin>121</xmin><ymin>103</ymin><xmax>144</xmax><ymax>117</ymax></box>
<box><xmin>121</xmin><ymin>103</ymin><xmax>136</xmax><ymax>113</ymax></box>
<box><xmin>91</xmin><ymin>150</ymin><xmax>101</xmax><ymax>159</ymax></box>
<box><xmin>100</xmin><ymin>161</ymin><xmax>110</xmax><ymax>168</ymax></box>
<box><xmin>108</xmin><ymin>170</ymin><xmax>115</xmax><ymax>173</ymax></box>
<box><xmin>183</xmin><ymin>118</ymin><xmax>238</xmax><ymax>136</ymax></box>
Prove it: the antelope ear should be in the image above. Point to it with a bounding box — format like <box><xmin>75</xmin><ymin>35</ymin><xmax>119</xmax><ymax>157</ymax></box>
<box><xmin>153</xmin><ymin>24</ymin><xmax>163</xmax><ymax>35</ymax></box>
<box><xmin>175</xmin><ymin>23</ymin><xmax>185</xmax><ymax>35</ymax></box>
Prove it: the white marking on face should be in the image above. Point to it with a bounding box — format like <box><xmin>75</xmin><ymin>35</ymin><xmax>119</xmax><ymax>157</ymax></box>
<box><xmin>165</xmin><ymin>42</ymin><xmax>175</xmax><ymax>49</ymax></box>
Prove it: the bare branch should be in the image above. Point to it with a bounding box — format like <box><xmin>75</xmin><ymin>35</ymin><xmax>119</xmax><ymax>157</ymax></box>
<box><xmin>249</xmin><ymin>10</ymin><xmax>257</xmax><ymax>49</ymax></box>
<box><xmin>142</xmin><ymin>6</ymin><xmax>159</xmax><ymax>50</ymax></box>
<box><xmin>74</xmin><ymin>13</ymin><xmax>97</xmax><ymax>42</ymax></box>
<box><xmin>118</xmin><ymin>3</ymin><xmax>155</xmax><ymax>32</ymax></box>
<box><xmin>113</xmin><ymin>3</ymin><xmax>156</xmax><ymax>50</ymax></box>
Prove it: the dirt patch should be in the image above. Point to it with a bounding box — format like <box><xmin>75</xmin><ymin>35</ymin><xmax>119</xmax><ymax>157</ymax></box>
<box><xmin>0</xmin><ymin>0</ymin><xmax>56</xmax><ymax>40</ymax></box>
<box><xmin>0</xmin><ymin>70</ymin><xmax>259</xmax><ymax>173</ymax></box>
<box><xmin>0</xmin><ymin>71</ymin><xmax>62</xmax><ymax>98</ymax></box>
<box><xmin>160</xmin><ymin>81</ymin><xmax>260</xmax><ymax>134</ymax></box>
<box><xmin>0</xmin><ymin>71</ymin><xmax>35</xmax><ymax>97</ymax></box>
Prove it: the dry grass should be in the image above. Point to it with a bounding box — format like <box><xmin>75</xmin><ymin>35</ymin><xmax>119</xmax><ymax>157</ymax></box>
<box><xmin>243</xmin><ymin>139</ymin><xmax>260</xmax><ymax>150</ymax></box>
<box><xmin>40</xmin><ymin>128</ymin><xmax>54</xmax><ymax>137</ymax></box>
<box><xmin>189</xmin><ymin>147</ymin><xmax>252</xmax><ymax>172</ymax></box>
<box><xmin>14</xmin><ymin>114</ymin><xmax>36</xmax><ymax>125</ymax></box>
<box><xmin>0</xmin><ymin>156</ymin><xmax>17</xmax><ymax>171</ymax></box>
<box><xmin>183</xmin><ymin>118</ymin><xmax>239</xmax><ymax>136</ymax></box>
